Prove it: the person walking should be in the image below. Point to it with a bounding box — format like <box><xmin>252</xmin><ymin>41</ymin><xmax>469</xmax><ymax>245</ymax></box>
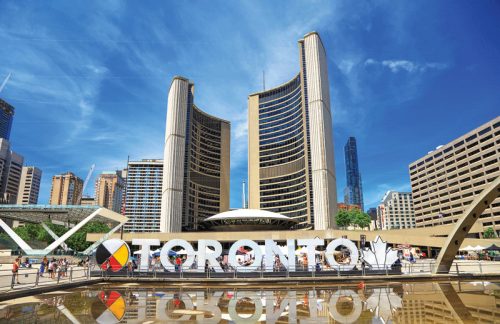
<box><xmin>12</xmin><ymin>257</ymin><xmax>21</xmax><ymax>284</ymax></box>
<box><xmin>40</xmin><ymin>257</ymin><xmax>48</xmax><ymax>277</ymax></box>
<box><xmin>175</xmin><ymin>256</ymin><xmax>182</xmax><ymax>272</ymax></box>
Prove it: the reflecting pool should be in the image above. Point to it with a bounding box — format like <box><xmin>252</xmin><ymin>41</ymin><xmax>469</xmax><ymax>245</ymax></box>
<box><xmin>0</xmin><ymin>280</ymin><xmax>498</xmax><ymax>323</ymax></box>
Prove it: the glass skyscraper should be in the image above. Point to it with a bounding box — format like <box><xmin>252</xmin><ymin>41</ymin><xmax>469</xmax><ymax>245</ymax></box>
<box><xmin>0</xmin><ymin>99</ymin><xmax>14</xmax><ymax>140</ymax></box>
<box><xmin>344</xmin><ymin>137</ymin><xmax>364</xmax><ymax>210</ymax></box>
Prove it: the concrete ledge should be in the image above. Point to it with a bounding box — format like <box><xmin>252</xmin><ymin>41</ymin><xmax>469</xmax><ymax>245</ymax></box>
<box><xmin>0</xmin><ymin>278</ymin><xmax>101</xmax><ymax>302</ymax></box>
<box><xmin>103</xmin><ymin>273</ymin><xmax>500</xmax><ymax>286</ymax></box>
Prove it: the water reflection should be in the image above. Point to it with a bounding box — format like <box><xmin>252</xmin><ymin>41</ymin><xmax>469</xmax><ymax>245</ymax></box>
<box><xmin>0</xmin><ymin>281</ymin><xmax>498</xmax><ymax>323</ymax></box>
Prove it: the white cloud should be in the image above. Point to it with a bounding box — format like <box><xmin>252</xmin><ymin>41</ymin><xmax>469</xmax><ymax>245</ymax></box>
<box><xmin>365</xmin><ymin>59</ymin><xmax>449</xmax><ymax>73</ymax></box>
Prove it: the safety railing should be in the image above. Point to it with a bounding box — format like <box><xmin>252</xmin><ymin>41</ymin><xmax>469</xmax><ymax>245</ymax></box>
<box><xmin>0</xmin><ymin>265</ymin><xmax>91</xmax><ymax>291</ymax></box>
<box><xmin>93</xmin><ymin>262</ymin><xmax>405</xmax><ymax>279</ymax></box>
<box><xmin>92</xmin><ymin>260</ymin><xmax>500</xmax><ymax>279</ymax></box>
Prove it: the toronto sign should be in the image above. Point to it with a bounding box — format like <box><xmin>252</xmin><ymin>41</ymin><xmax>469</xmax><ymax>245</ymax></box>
<box><xmin>96</xmin><ymin>235</ymin><xmax>398</xmax><ymax>272</ymax></box>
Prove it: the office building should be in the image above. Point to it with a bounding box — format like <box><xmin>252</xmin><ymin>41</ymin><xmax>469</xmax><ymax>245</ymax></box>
<box><xmin>161</xmin><ymin>77</ymin><xmax>230</xmax><ymax>232</ymax></box>
<box><xmin>125</xmin><ymin>159</ymin><xmax>163</xmax><ymax>232</ymax></box>
<box><xmin>0</xmin><ymin>99</ymin><xmax>14</xmax><ymax>140</ymax></box>
<box><xmin>344</xmin><ymin>137</ymin><xmax>364</xmax><ymax>210</ymax></box>
<box><xmin>16</xmin><ymin>166</ymin><xmax>42</xmax><ymax>205</ymax></box>
<box><xmin>377</xmin><ymin>191</ymin><xmax>415</xmax><ymax>230</ymax></box>
<box><xmin>248</xmin><ymin>32</ymin><xmax>337</xmax><ymax>230</ymax></box>
<box><xmin>409</xmin><ymin>116</ymin><xmax>500</xmax><ymax>231</ymax></box>
<box><xmin>367</xmin><ymin>207</ymin><xmax>378</xmax><ymax>230</ymax></box>
<box><xmin>94</xmin><ymin>171</ymin><xmax>124</xmax><ymax>213</ymax></box>
<box><xmin>49</xmin><ymin>172</ymin><xmax>83</xmax><ymax>205</ymax></box>
<box><xmin>0</xmin><ymin>139</ymin><xmax>24</xmax><ymax>204</ymax></box>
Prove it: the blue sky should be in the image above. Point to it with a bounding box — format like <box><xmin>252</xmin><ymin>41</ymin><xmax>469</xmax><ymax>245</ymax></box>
<box><xmin>0</xmin><ymin>1</ymin><xmax>499</xmax><ymax>209</ymax></box>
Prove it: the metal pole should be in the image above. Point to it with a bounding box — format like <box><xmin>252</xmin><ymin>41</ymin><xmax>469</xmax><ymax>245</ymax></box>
<box><xmin>479</xmin><ymin>261</ymin><xmax>482</xmax><ymax>274</ymax></box>
<box><xmin>70</xmin><ymin>267</ymin><xmax>73</xmax><ymax>283</ymax></box>
<box><xmin>35</xmin><ymin>270</ymin><xmax>40</xmax><ymax>287</ymax></box>
<box><xmin>455</xmin><ymin>262</ymin><xmax>459</xmax><ymax>275</ymax></box>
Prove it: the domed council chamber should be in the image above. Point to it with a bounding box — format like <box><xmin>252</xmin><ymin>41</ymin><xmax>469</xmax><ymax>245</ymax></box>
<box><xmin>203</xmin><ymin>209</ymin><xmax>298</xmax><ymax>231</ymax></box>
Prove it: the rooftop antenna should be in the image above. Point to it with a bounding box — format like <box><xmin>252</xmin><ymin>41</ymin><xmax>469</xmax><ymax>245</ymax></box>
<box><xmin>0</xmin><ymin>73</ymin><xmax>12</xmax><ymax>94</ymax></box>
<box><xmin>262</xmin><ymin>70</ymin><xmax>265</xmax><ymax>91</ymax></box>
<box><xmin>242</xmin><ymin>180</ymin><xmax>247</xmax><ymax>209</ymax></box>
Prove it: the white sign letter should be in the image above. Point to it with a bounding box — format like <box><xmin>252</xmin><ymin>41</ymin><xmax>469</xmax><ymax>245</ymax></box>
<box><xmin>228</xmin><ymin>239</ymin><xmax>262</xmax><ymax>272</ymax></box>
<box><xmin>160</xmin><ymin>239</ymin><xmax>195</xmax><ymax>271</ymax></box>
<box><xmin>132</xmin><ymin>239</ymin><xmax>160</xmax><ymax>272</ymax></box>
<box><xmin>325</xmin><ymin>238</ymin><xmax>359</xmax><ymax>271</ymax></box>
<box><xmin>198</xmin><ymin>239</ymin><xmax>223</xmax><ymax>273</ymax></box>
<box><xmin>297</xmin><ymin>238</ymin><xmax>324</xmax><ymax>271</ymax></box>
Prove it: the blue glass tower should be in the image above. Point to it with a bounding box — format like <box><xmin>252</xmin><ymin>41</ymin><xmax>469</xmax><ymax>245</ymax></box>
<box><xmin>344</xmin><ymin>137</ymin><xmax>364</xmax><ymax>210</ymax></box>
<box><xmin>0</xmin><ymin>99</ymin><xmax>14</xmax><ymax>140</ymax></box>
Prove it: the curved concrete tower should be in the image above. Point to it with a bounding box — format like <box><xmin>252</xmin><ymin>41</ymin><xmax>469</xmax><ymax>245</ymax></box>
<box><xmin>248</xmin><ymin>32</ymin><xmax>337</xmax><ymax>230</ymax></box>
<box><xmin>161</xmin><ymin>77</ymin><xmax>230</xmax><ymax>232</ymax></box>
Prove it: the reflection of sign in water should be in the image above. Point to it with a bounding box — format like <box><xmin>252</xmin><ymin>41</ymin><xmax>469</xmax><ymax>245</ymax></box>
<box><xmin>91</xmin><ymin>291</ymin><xmax>126</xmax><ymax>323</ymax></box>
<box><xmin>361</xmin><ymin>236</ymin><xmax>399</xmax><ymax>270</ymax></box>
<box><xmin>96</xmin><ymin>239</ymin><xmax>130</xmax><ymax>272</ymax></box>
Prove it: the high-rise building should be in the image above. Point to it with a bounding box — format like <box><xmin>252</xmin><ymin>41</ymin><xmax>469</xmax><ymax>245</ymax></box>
<box><xmin>16</xmin><ymin>166</ymin><xmax>42</xmax><ymax>205</ymax></box>
<box><xmin>161</xmin><ymin>77</ymin><xmax>230</xmax><ymax>232</ymax></box>
<box><xmin>377</xmin><ymin>191</ymin><xmax>415</xmax><ymax>230</ymax></box>
<box><xmin>409</xmin><ymin>116</ymin><xmax>500</xmax><ymax>231</ymax></box>
<box><xmin>126</xmin><ymin>159</ymin><xmax>163</xmax><ymax>232</ymax></box>
<box><xmin>248</xmin><ymin>32</ymin><xmax>337</xmax><ymax>230</ymax></box>
<box><xmin>344</xmin><ymin>137</ymin><xmax>364</xmax><ymax>210</ymax></box>
<box><xmin>0</xmin><ymin>99</ymin><xmax>14</xmax><ymax>140</ymax></box>
<box><xmin>367</xmin><ymin>207</ymin><xmax>377</xmax><ymax>229</ymax></box>
<box><xmin>49</xmin><ymin>172</ymin><xmax>83</xmax><ymax>205</ymax></box>
<box><xmin>94</xmin><ymin>171</ymin><xmax>124</xmax><ymax>213</ymax></box>
<box><xmin>0</xmin><ymin>138</ymin><xmax>24</xmax><ymax>204</ymax></box>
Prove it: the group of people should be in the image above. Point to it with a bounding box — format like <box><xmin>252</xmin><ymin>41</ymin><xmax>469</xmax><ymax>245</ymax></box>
<box><xmin>39</xmin><ymin>257</ymin><xmax>69</xmax><ymax>279</ymax></box>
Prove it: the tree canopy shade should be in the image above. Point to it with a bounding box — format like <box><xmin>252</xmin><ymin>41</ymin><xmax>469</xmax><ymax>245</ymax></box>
<box><xmin>335</xmin><ymin>209</ymin><xmax>371</xmax><ymax>230</ymax></box>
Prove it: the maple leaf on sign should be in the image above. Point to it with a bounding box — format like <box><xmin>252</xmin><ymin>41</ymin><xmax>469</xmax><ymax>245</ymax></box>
<box><xmin>361</xmin><ymin>236</ymin><xmax>399</xmax><ymax>270</ymax></box>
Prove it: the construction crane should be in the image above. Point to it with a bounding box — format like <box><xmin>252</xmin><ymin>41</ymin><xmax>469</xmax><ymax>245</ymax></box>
<box><xmin>0</xmin><ymin>73</ymin><xmax>11</xmax><ymax>94</ymax></box>
<box><xmin>78</xmin><ymin>164</ymin><xmax>95</xmax><ymax>204</ymax></box>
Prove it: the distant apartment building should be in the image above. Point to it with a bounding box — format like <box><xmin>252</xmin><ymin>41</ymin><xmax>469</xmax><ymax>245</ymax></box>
<box><xmin>125</xmin><ymin>159</ymin><xmax>163</xmax><ymax>232</ymax></box>
<box><xmin>0</xmin><ymin>99</ymin><xmax>14</xmax><ymax>140</ymax></box>
<box><xmin>161</xmin><ymin>77</ymin><xmax>230</xmax><ymax>232</ymax></box>
<box><xmin>49</xmin><ymin>172</ymin><xmax>83</xmax><ymax>205</ymax></box>
<box><xmin>248</xmin><ymin>32</ymin><xmax>337</xmax><ymax>230</ymax></box>
<box><xmin>0</xmin><ymin>138</ymin><xmax>24</xmax><ymax>204</ymax></box>
<box><xmin>80</xmin><ymin>197</ymin><xmax>96</xmax><ymax>207</ymax></box>
<box><xmin>377</xmin><ymin>191</ymin><xmax>415</xmax><ymax>230</ymax></box>
<box><xmin>94</xmin><ymin>171</ymin><xmax>124</xmax><ymax>213</ymax></box>
<box><xmin>16</xmin><ymin>166</ymin><xmax>42</xmax><ymax>204</ymax></box>
<box><xmin>409</xmin><ymin>116</ymin><xmax>500</xmax><ymax>231</ymax></box>
<box><xmin>344</xmin><ymin>137</ymin><xmax>364</xmax><ymax>210</ymax></box>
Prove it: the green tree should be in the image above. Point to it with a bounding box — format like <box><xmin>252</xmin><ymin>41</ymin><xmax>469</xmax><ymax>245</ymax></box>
<box><xmin>353</xmin><ymin>210</ymin><xmax>371</xmax><ymax>230</ymax></box>
<box><xmin>483</xmin><ymin>227</ymin><xmax>496</xmax><ymax>239</ymax></box>
<box><xmin>336</xmin><ymin>210</ymin><xmax>352</xmax><ymax>229</ymax></box>
<box><xmin>66</xmin><ymin>222</ymin><xmax>110</xmax><ymax>252</ymax></box>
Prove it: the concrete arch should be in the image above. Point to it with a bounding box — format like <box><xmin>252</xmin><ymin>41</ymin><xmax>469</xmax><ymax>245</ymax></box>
<box><xmin>433</xmin><ymin>176</ymin><xmax>500</xmax><ymax>274</ymax></box>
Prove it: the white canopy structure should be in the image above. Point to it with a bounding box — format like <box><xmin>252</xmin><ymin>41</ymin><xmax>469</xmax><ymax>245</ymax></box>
<box><xmin>0</xmin><ymin>205</ymin><xmax>128</xmax><ymax>256</ymax></box>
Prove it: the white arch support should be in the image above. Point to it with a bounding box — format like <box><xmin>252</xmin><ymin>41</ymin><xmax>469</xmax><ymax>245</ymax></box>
<box><xmin>0</xmin><ymin>207</ymin><xmax>128</xmax><ymax>256</ymax></box>
<box><xmin>433</xmin><ymin>176</ymin><xmax>500</xmax><ymax>274</ymax></box>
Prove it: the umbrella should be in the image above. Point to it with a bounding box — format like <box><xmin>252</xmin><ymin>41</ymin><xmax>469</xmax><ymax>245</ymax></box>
<box><xmin>177</xmin><ymin>249</ymin><xmax>188</xmax><ymax>255</ymax></box>
<box><xmin>459</xmin><ymin>245</ymin><xmax>476</xmax><ymax>252</ymax></box>
<box><xmin>474</xmin><ymin>245</ymin><xmax>486</xmax><ymax>251</ymax></box>
<box><xmin>485</xmin><ymin>244</ymin><xmax>500</xmax><ymax>251</ymax></box>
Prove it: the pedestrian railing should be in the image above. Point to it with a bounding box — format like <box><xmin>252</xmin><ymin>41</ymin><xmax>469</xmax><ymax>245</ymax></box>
<box><xmin>0</xmin><ymin>266</ymin><xmax>91</xmax><ymax>291</ymax></box>
<box><xmin>93</xmin><ymin>260</ymin><xmax>500</xmax><ymax>279</ymax></box>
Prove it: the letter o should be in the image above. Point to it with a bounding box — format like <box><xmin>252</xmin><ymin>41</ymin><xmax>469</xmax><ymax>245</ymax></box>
<box><xmin>228</xmin><ymin>239</ymin><xmax>262</xmax><ymax>272</ymax></box>
<box><xmin>328</xmin><ymin>290</ymin><xmax>362</xmax><ymax>323</ymax></box>
<box><xmin>160</xmin><ymin>239</ymin><xmax>195</xmax><ymax>271</ymax></box>
<box><xmin>325</xmin><ymin>238</ymin><xmax>359</xmax><ymax>271</ymax></box>
<box><xmin>228</xmin><ymin>292</ymin><xmax>263</xmax><ymax>324</ymax></box>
